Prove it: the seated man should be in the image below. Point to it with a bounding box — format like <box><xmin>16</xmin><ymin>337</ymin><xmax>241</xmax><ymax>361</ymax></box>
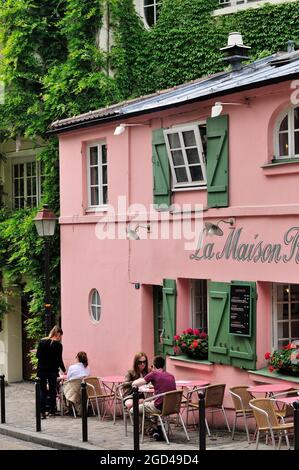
<box><xmin>132</xmin><ymin>355</ymin><xmax>176</xmax><ymax>440</ymax></box>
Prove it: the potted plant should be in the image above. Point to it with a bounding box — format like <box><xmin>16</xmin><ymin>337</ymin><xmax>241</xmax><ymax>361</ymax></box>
<box><xmin>265</xmin><ymin>341</ymin><xmax>299</xmax><ymax>376</ymax></box>
<box><xmin>173</xmin><ymin>328</ymin><xmax>208</xmax><ymax>360</ymax></box>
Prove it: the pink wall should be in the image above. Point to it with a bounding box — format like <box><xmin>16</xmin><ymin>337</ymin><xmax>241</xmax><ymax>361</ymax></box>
<box><xmin>58</xmin><ymin>81</ymin><xmax>299</xmax><ymax>400</ymax></box>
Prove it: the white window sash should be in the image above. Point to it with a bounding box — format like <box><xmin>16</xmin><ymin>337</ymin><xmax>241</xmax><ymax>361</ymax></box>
<box><xmin>275</xmin><ymin>106</ymin><xmax>299</xmax><ymax>159</ymax></box>
<box><xmin>164</xmin><ymin>124</ymin><xmax>207</xmax><ymax>190</ymax></box>
<box><xmin>87</xmin><ymin>142</ymin><xmax>107</xmax><ymax>208</ymax></box>
<box><xmin>11</xmin><ymin>157</ymin><xmax>42</xmax><ymax>209</ymax></box>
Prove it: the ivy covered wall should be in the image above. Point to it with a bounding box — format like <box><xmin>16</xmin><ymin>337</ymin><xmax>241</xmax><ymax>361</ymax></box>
<box><xmin>0</xmin><ymin>0</ymin><xmax>298</xmax><ymax>345</ymax></box>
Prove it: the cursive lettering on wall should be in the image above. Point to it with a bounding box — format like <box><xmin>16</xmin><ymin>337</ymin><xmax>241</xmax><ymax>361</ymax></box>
<box><xmin>190</xmin><ymin>227</ymin><xmax>299</xmax><ymax>263</ymax></box>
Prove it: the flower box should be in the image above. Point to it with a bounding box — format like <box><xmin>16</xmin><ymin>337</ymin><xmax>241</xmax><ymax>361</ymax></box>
<box><xmin>173</xmin><ymin>328</ymin><xmax>208</xmax><ymax>360</ymax></box>
<box><xmin>265</xmin><ymin>341</ymin><xmax>299</xmax><ymax>377</ymax></box>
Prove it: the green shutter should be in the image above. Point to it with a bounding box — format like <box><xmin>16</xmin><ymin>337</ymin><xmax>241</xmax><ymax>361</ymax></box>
<box><xmin>152</xmin><ymin>129</ymin><xmax>171</xmax><ymax>209</ymax></box>
<box><xmin>229</xmin><ymin>281</ymin><xmax>257</xmax><ymax>370</ymax></box>
<box><xmin>162</xmin><ymin>279</ymin><xmax>176</xmax><ymax>355</ymax></box>
<box><xmin>207</xmin><ymin>115</ymin><xmax>229</xmax><ymax>208</ymax></box>
<box><xmin>208</xmin><ymin>282</ymin><xmax>230</xmax><ymax>365</ymax></box>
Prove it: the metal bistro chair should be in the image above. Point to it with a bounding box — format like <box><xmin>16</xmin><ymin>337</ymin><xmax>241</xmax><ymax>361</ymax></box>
<box><xmin>141</xmin><ymin>390</ymin><xmax>190</xmax><ymax>445</ymax></box>
<box><xmin>186</xmin><ymin>384</ymin><xmax>230</xmax><ymax>436</ymax></box>
<box><xmin>113</xmin><ymin>382</ymin><xmax>133</xmax><ymax>435</ymax></box>
<box><xmin>229</xmin><ymin>386</ymin><xmax>254</xmax><ymax>442</ymax></box>
<box><xmin>84</xmin><ymin>376</ymin><xmax>114</xmax><ymax>420</ymax></box>
<box><xmin>249</xmin><ymin>398</ymin><xmax>294</xmax><ymax>450</ymax></box>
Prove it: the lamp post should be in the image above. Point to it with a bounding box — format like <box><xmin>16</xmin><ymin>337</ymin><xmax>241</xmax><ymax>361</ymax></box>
<box><xmin>34</xmin><ymin>204</ymin><xmax>57</xmax><ymax>335</ymax></box>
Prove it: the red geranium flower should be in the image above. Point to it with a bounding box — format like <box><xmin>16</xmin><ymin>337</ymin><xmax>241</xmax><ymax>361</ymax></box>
<box><xmin>264</xmin><ymin>352</ymin><xmax>271</xmax><ymax>360</ymax></box>
<box><xmin>268</xmin><ymin>366</ymin><xmax>275</xmax><ymax>372</ymax></box>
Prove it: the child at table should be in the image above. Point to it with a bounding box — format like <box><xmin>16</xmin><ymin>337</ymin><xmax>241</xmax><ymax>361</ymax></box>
<box><xmin>123</xmin><ymin>352</ymin><xmax>149</xmax><ymax>410</ymax></box>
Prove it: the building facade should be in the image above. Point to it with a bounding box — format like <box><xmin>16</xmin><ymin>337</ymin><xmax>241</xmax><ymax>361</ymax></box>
<box><xmin>53</xmin><ymin>49</ymin><xmax>299</xmax><ymax>419</ymax></box>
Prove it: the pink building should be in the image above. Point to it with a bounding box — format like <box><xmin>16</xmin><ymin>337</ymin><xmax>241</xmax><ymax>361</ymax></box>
<box><xmin>51</xmin><ymin>47</ymin><xmax>299</xmax><ymax>421</ymax></box>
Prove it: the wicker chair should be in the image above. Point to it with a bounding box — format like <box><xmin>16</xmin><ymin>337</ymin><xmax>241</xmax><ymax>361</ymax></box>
<box><xmin>141</xmin><ymin>390</ymin><xmax>190</xmax><ymax>445</ymax></box>
<box><xmin>84</xmin><ymin>376</ymin><xmax>114</xmax><ymax>420</ymax></box>
<box><xmin>113</xmin><ymin>382</ymin><xmax>133</xmax><ymax>435</ymax></box>
<box><xmin>272</xmin><ymin>389</ymin><xmax>299</xmax><ymax>423</ymax></box>
<box><xmin>186</xmin><ymin>384</ymin><xmax>230</xmax><ymax>436</ymax></box>
<box><xmin>229</xmin><ymin>386</ymin><xmax>254</xmax><ymax>442</ymax></box>
<box><xmin>249</xmin><ymin>398</ymin><xmax>293</xmax><ymax>449</ymax></box>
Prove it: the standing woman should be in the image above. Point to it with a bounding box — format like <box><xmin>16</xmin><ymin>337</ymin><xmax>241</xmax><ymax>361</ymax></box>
<box><xmin>123</xmin><ymin>352</ymin><xmax>149</xmax><ymax>410</ymax></box>
<box><xmin>36</xmin><ymin>325</ymin><xmax>66</xmax><ymax>419</ymax></box>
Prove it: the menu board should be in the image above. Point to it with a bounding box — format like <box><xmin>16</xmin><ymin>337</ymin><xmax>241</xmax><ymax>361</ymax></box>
<box><xmin>229</xmin><ymin>284</ymin><xmax>251</xmax><ymax>337</ymax></box>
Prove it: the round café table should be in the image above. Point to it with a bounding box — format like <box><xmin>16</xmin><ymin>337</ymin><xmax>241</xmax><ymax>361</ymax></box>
<box><xmin>247</xmin><ymin>383</ymin><xmax>292</xmax><ymax>397</ymax></box>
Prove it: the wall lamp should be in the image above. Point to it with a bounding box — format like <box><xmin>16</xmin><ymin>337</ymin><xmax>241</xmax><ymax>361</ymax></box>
<box><xmin>114</xmin><ymin>123</ymin><xmax>146</xmax><ymax>136</ymax></box>
<box><xmin>211</xmin><ymin>102</ymin><xmax>246</xmax><ymax>118</ymax></box>
<box><xmin>190</xmin><ymin>218</ymin><xmax>235</xmax><ymax>259</ymax></box>
<box><xmin>126</xmin><ymin>224</ymin><xmax>151</xmax><ymax>240</ymax></box>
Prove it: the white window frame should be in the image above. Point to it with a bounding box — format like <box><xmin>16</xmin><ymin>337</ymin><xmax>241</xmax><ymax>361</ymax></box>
<box><xmin>272</xmin><ymin>283</ymin><xmax>299</xmax><ymax>349</ymax></box>
<box><xmin>11</xmin><ymin>155</ymin><xmax>43</xmax><ymax>209</ymax></box>
<box><xmin>89</xmin><ymin>289</ymin><xmax>101</xmax><ymax>323</ymax></box>
<box><xmin>87</xmin><ymin>142</ymin><xmax>107</xmax><ymax>209</ymax></box>
<box><xmin>190</xmin><ymin>279</ymin><xmax>208</xmax><ymax>332</ymax></box>
<box><xmin>274</xmin><ymin>106</ymin><xmax>299</xmax><ymax>160</ymax></box>
<box><xmin>164</xmin><ymin>123</ymin><xmax>207</xmax><ymax>190</ymax></box>
<box><xmin>143</xmin><ymin>0</ymin><xmax>162</xmax><ymax>27</ymax></box>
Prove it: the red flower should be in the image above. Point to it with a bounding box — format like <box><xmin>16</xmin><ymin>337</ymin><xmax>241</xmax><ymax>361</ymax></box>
<box><xmin>268</xmin><ymin>366</ymin><xmax>275</xmax><ymax>372</ymax></box>
<box><xmin>283</xmin><ymin>343</ymin><xmax>293</xmax><ymax>350</ymax></box>
<box><xmin>193</xmin><ymin>329</ymin><xmax>200</xmax><ymax>336</ymax></box>
<box><xmin>181</xmin><ymin>343</ymin><xmax>186</xmax><ymax>348</ymax></box>
<box><xmin>187</xmin><ymin>328</ymin><xmax>194</xmax><ymax>334</ymax></box>
<box><xmin>173</xmin><ymin>335</ymin><xmax>180</xmax><ymax>341</ymax></box>
<box><xmin>193</xmin><ymin>340</ymin><xmax>199</xmax><ymax>348</ymax></box>
<box><xmin>264</xmin><ymin>352</ymin><xmax>271</xmax><ymax>360</ymax></box>
<box><xmin>200</xmin><ymin>332</ymin><xmax>208</xmax><ymax>339</ymax></box>
<box><xmin>296</xmin><ymin>353</ymin><xmax>299</xmax><ymax>359</ymax></box>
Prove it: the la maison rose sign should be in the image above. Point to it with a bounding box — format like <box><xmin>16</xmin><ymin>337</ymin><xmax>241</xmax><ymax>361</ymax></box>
<box><xmin>190</xmin><ymin>227</ymin><xmax>299</xmax><ymax>264</ymax></box>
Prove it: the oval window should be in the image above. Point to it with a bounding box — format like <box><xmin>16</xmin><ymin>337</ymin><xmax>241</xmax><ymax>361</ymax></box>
<box><xmin>144</xmin><ymin>0</ymin><xmax>162</xmax><ymax>27</ymax></box>
<box><xmin>89</xmin><ymin>289</ymin><xmax>101</xmax><ymax>323</ymax></box>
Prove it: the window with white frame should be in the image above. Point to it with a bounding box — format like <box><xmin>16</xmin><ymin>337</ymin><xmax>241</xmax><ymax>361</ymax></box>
<box><xmin>273</xmin><ymin>283</ymin><xmax>299</xmax><ymax>349</ymax></box>
<box><xmin>276</xmin><ymin>106</ymin><xmax>299</xmax><ymax>159</ymax></box>
<box><xmin>89</xmin><ymin>289</ymin><xmax>101</xmax><ymax>323</ymax></box>
<box><xmin>87</xmin><ymin>142</ymin><xmax>107</xmax><ymax>208</ymax></box>
<box><xmin>191</xmin><ymin>280</ymin><xmax>208</xmax><ymax>332</ymax></box>
<box><xmin>144</xmin><ymin>0</ymin><xmax>162</xmax><ymax>27</ymax></box>
<box><xmin>12</xmin><ymin>158</ymin><xmax>44</xmax><ymax>209</ymax></box>
<box><xmin>164</xmin><ymin>124</ymin><xmax>207</xmax><ymax>189</ymax></box>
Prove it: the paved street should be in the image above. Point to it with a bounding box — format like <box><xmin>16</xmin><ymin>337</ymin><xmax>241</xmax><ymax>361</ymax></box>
<box><xmin>0</xmin><ymin>382</ymin><xmax>279</xmax><ymax>450</ymax></box>
<box><xmin>0</xmin><ymin>434</ymin><xmax>52</xmax><ymax>450</ymax></box>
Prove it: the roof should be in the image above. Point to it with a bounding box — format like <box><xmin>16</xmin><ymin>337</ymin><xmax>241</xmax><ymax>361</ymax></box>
<box><xmin>50</xmin><ymin>50</ymin><xmax>299</xmax><ymax>134</ymax></box>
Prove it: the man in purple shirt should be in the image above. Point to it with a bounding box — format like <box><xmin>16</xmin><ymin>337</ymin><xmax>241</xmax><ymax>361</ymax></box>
<box><xmin>132</xmin><ymin>355</ymin><xmax>176</xmax><ymax>440</ymax></box>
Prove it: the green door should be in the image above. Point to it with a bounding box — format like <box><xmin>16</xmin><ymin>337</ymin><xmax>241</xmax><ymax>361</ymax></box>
<box><xmin>153</xmin><ymin>285</ymin><xmax>164</xmax><ymax>356</ymax></box>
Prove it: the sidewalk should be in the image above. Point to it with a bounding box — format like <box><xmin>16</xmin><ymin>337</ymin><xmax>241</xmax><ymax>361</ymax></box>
<box><xmin>0</xmin><ymin>382</ymin><xmax>272</xmax><ymax>450</ymax></box>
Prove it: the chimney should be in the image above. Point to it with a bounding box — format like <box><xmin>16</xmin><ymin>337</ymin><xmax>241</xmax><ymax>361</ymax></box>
<box><xmin>220</xmin><ymin>32</ymin><xmax>251</xmax><ymax>72</ymax></box>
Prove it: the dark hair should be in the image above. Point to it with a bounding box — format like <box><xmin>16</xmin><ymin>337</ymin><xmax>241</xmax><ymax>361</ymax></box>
<box><xmin>132</xmin><ymin>352</ymin><xmax>149</xmax><ymax>376</ymax></box>
<box><xmin>76</xmin><ymin>351</ymin><xmax>88</xmax><ymax>367</ymax></box>
<box><xmin>153</xmin><ymin>355</ymin><xmax>165</xmax><ymax>369</ymax></box>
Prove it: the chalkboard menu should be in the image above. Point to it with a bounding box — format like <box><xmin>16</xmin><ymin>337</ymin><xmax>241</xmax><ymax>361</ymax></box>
<box><xmin>229</xmin><ymin>284</ymin><xmax>252</xmax><ymax>337</ymax></box>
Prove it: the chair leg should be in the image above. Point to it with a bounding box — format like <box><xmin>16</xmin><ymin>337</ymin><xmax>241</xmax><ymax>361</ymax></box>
<box><xmin>205</xmin><ymin>418</ymin><xmax>211</xmax><ymax>436</ymax></box>
<box><xmin>278</xmin><ymin>433</ymin><xmax>282</xmax><ymax>450</ymax></box>
<box><xmin>222</xmin><ymin>405</ymin><xmax>231</xmax><ymax>432</ymax></box>
<box><xmin>284</xmin><ymin>430</ymin><xmax>290</xmax><ymax>449</ymax></box>
<box><xmin>270</xmin><ymin>429</ymin><xmax>276</xmax><ymax>449</ymax></box>
<box><xmin>95</xmin><ymin>398</ymin><xmax>101</xmax><ymax>420</ymax></box>
<box><xmin>178</xmin><ymin>413</ymin><xmax>190</xmax><ymax>441</ymax></box>
<box><xmin>158</xmin><ymin>416</ymin><xmax>170</xmax><ymax>445</ymax></box>
<box><xmin>243</xmin><ymin>412</ymin><xmax>251</xmax><ymax>443</ymax></box>
<box><xmin>141</xmin><ymin>407</ymin><xmax>145</xmax><ymax>443</ymax></box>
<box><xmin>255</xmin><ymin>430</ymin><xmax>260</xmax><ymax>450</ymax></box>
<box><xmin>232</xmin><ymin>414</ymin><xmax>237</xmax><ymax>440</ymax></box>
<box><xmin>71</xmin><ymin>403</ymin><xmax>77</xmax><ymax>418</ymax></box>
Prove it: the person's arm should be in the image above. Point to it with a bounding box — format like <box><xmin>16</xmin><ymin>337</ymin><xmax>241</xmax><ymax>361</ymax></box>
<box><xmin>132</xmin><ymin>378</ymin><xmax>146</xmax><ymax>387</ymax></box>
<box><xmin>56</xmin><ymin>342</ymin><xmax>66</xmax><ymax>373</ymax></box>
<box><xmin>36</xmin><ymin>341</ymin><xmax>42</xmax><ymax>359</ymax></box>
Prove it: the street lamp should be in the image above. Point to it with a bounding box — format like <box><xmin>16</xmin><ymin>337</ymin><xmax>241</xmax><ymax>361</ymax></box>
<box><xmin>34</xmin><ymin>204</ymin><xmax>57</xmax><ymax>335</ymax></box>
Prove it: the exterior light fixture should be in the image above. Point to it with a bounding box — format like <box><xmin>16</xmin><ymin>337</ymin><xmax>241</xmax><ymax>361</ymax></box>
<box><xmin>190</xmin><ymin>218</ymin><xmax>235</xmax><ymax>259</ymax></box>
<box><xmin>34</xmin><ymin>204</ymin><xmax>58</xmax><ymax>334</ymax></box>
<box><xmin>114</xmin><ymin>123</ymin><xmax>146</xmax><ymax>136</ymax></box>
<box><xmin>126</xmin><ymin>224</ymin><xmax>151</xmax><ymax>240</ymax></box>
<box><xmin>211</xmin><ymin>102</ymin><xmax>245</xmax><ymax>118</ymax></box>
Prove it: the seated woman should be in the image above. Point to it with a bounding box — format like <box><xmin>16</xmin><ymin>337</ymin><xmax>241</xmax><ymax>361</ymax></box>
<box><xmin>123</xmin><ymin>352</ymin><xmax>149</xmax><ymax>410</ymax></box>
<box><xmin>63</xmin><ymin>351</ymin><xmax>90</xmax><ymax>415</ymax></box>
<box><xmin>67</xmin><ymin>351</ymin><xmax>90</xmax><ymax>380</ymax></box>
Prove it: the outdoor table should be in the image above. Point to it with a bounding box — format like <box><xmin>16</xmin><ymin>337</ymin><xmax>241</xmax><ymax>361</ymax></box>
<box><xmin>247</xmin><ymin>383</ymin><xmax>292</xmax><ymax>397</ymax></box>
<box><xmin>275</xmin><ymin>395</ymin><xmax>299</xmax><ymax>406</ymax></box>
<box><xmin>176</xmin><ymin>379</ymin><xmax>210</xmax><ymax>389</ymax></box>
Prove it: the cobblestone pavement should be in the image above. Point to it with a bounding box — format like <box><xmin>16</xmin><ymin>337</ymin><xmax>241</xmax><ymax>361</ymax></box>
<box><xmin>0</xmin><ymin>382</ymin><xmax>281</xmax><ymax>450</ymax></box>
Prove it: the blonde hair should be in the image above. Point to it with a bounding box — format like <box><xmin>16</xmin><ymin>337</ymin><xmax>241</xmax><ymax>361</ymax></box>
<box><xmin>48</xmin><ymin>325</ymin><xmax>63</xmax><ymax>339</ymax></box>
